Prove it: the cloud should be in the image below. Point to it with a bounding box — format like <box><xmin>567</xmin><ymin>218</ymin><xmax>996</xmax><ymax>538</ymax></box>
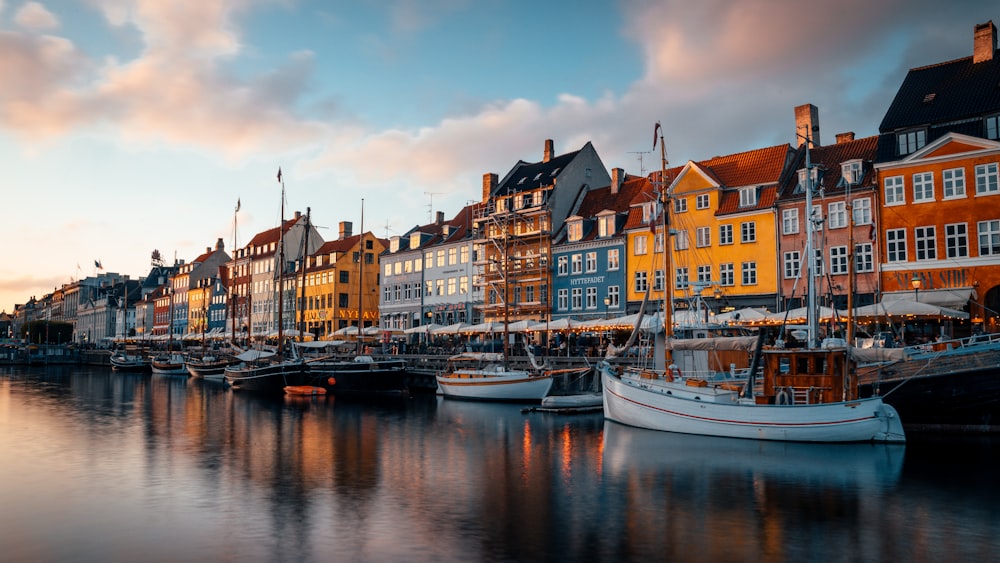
<box><xmin>14</xmin><ymin>1</ymin><xmax>59</xmax><ymax>30</ymax></box>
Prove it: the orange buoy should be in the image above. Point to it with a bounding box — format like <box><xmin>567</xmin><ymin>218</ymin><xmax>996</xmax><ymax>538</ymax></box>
<box><xmin>327</xmin><ymin>377</ymin><xmax>337</xmax><ymax>386</ymax></box>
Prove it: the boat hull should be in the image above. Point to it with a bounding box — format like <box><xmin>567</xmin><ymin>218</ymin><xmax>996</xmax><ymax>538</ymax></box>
<box><xmin>110</xmin><ymin>355</ymin><xmax>150</xmax><ymax>373</ymax></box>
<box><xmin>307</xmin><ymin>359</ymin><xmax>409</xmax><ymax>396</ymax></box>
<box><xmin>151</xmin><ymin>356</ymin><xmax>187</xmax><ymax>376</ymax></box>
<box><xmin>436</xmin><ymin>370</ymin><xmax>554</xmax><ymax>402</ymax></box>
<box><xmin>186</xmin><ymin>357</ymin><xmax>237</xmax><ymax>380</ymax></box>
<box><xmin>224</xmin><ymin>361</ymin><xmax>309</xmax><ymax>393</ymax></box>
<box><xmin>601</xmin><ymin>365</ymin><xmax>905</xmax><ymax>443</ymax></box>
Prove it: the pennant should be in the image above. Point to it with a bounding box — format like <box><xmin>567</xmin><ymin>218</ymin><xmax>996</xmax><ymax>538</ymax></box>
<box><xmin>277</xmin><ymin>167</ymin><xmax>282</xmax><ymax>183</ymax></box>
<box><xmin>235</xmin><ymin>198</ymin><xmax>241</xmax><ymax>212</ymax></box>
<box><xmin>653</xmin><ymin>121</ymin><xmax>661</xmax><ymax>150</ymax></box>
<box><xmin>95</xmin><ymin>260</ymin><xmax>103</xmax><ymax>269</ymax></box>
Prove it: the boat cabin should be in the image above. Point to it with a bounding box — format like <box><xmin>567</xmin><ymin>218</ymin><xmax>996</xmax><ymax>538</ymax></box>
<box><xmin>757</xmin><ymin>348</ymin><xmax>857</xmax><ymax>405</ymax></box>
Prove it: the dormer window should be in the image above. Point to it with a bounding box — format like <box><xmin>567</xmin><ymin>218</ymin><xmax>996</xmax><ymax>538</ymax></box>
<box><xmin>567</xmin><ymin>218</ymin><xmax>583</xmax><ymax>242</ymax></box>
<box><xmin>390</xmin><ymin>236</ymin><xmax>400</xmax><ymax>253</ymax></box>
<box><xmin>442</xmin><ymin>225</ymin><xmax>451</xmax><ymax>238</ymax></box>
<box><xmin>897</xmin><ymin>128</ymin><xmax>926</xmax><ymax>155</ymax></box>
<box><xmin>842</xmin><ymin>160</ymin><xmax>863</xmax><ymax>186</ymax></box>
<box><xmin>738</xmin><ymin>187</ymin><xmax>757</xmax><ymax>207</ymax></box>
<box><xmin>533</xmin><ymin>172</ymin><xmax>542</xmax><ymax>181</ymax></box>
<box><xmin>641</xmin><ymin>201</ymin><xmax>654</xmax><ymax>223</ymax></box>
<box><xmin>409</xmin><ymin>232</ymin><xmax>422</xmax><ymax>249</ymax></box>
<box><xmin>597</xmin><ymin>213</ymin><xmax>615</xmax><ymax>237</ymax></box>
<box><xmin>986</xmin><ymin>114</ymin><xmax>1000</xmax><ymax>140</ymax></box>
<box><xmin>796</xmin><ymin>168</ymin><xmax>820</xmax><ymax>194</ymax></box>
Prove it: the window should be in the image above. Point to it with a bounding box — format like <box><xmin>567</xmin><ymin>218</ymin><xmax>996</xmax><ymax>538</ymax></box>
<box><xmin>696</xmin><ymin>226</ymin><xmax>711</xmax><ymax>248</ymax></box>
<box><xmin>979</xmin><ymin>219</ymin><xmax>1000</xmax><ymax>256</ymax></box>
<box><xmin>607</xmin><ymin>285</ymin><xmax>620</xmax><ymax>308</ymax></box>
<box><xmin>740</xmin><ymin>222</ymin><xmax>756</xmax><ymax>243</ymax></box>
<box><xmin>739</xmin><ymin>187</ymin><xmax>757</xmax><ymax>207</ymax></box>
<box><xmin>571</xmin><ymin>254</ymin><xmax>583</xmax><ymax>274</ymax></box>
<box><xmin>394</xmin><ymin>284</ymin><xmax>402</xmax><ymax>301</ymax></box>
<box><xmin>897</xmin><ymin>129</ymin><xmax>926</xmax><ymax>155</ymax></box>
<box><xmin>809</xmin><ymin>204</ymin><xmax>823</xmax><ymax>232</ymax></box>
<box><xmin>425</xmin><ymin>280</ymin><xmax>433</xmax><ymax>297</ymax></box>
<box><xmin>719</xmin><ymin>263</ymin><xmax>734</xmax><ymax>286</ymax></box>
<box><xmin>842</xmin><ymin>160</ymin><xmax>862</xmax><ymax>185</ymax></box>
<box><xmin>697</xmin><ymin>265</ymin><xmax>712</xmax><ymax>283</ymax></box>
<box><xmin>384</xmin><ymin>263</ymin><xmax>392</xmax><ymax>278</ymax></box>
<box><xmin>987</xmin><ymin>114</ymin><xmax>1000</xmax><ymax>140</ymax></box>
<box><xmin>884</xmin><ymin>176</ymin><xmax>905</xmax><ymax>205</ymax></box>
<box><xmin>653</xmin><ymin>269</ymin><xmax>664</xmax><ymax>292</ymax></box>
<box><xmin>459</xmin><ymin>277</ymin><xmax>468</xmax><ymax>294</ymax></box>
<box><xmin>719</xmin><ymin>224</ymin><xmax>733</xmax><ymax>245</ymax></box>
<box><xmin>741</xmin><ymin>262</ymin><xmax>757</xmax><ymax>285</ymax></box>
<box><xmin>557</xmin><ymin>256</ymin><xmax>568</xmax><ymax>276</ymax></box>
<box><xmin>855</xmin><ymin>243</ymin><xmax>873</xmax><ymax>273</ymax></box>
<box><xmin>915</xmin><ymin>226</ymin><xmax>937</xmax><ymax>260</ymax></box>
<box><xmin>598</xmin><ymin>215</ymin><xmax>614</xmax><ymax>237</ymax></box>
<box><xmin>782</xmin><ymin>209</ymin><xmax>799</xmax><ymax>234</ymax></box>
<box><xmin>675</xmin><ymin>267</ymin><xmax>689</xmax><ymax>290</ymax></box>
<box><xmin>886</xmin><ymin>229</ymin><xmax>907</xmax><ymax>262</ymax></box>
<box><xmin>586</xmin><ymin>287</ymin><xmax>597</xmax><ymax>309</ymax></box>
<box><xmin>945</xmin><ymin>223</ymin><xmax>968</xmax><ymax>258</ymax></box>
<box><xmin>607</xmin><ymin>249</ymin><xmax>620</xmax><ymax>271</ymax></box>
<box><xmin>435</xmin><ymin>279</ymin><xmax>444</xmax><ymax>296</ymax></box>
<box><xmin>675</xmin><ymin>230</ymin><xmax>689</xmax><ymax>250</ymax></box>
<box><xmin>913</xmin><ymin>172</ymin><xmax>934</xmax><ymax>202</ymax></box>
<box><xmin>339</xmin><ymin>293</ymin><xmax>349</xmax><ymax>307</ymax></box>
<box><xmin>448</xmin><ymin>248</ymin><xmax>457</xmax><ymax>265</ymax></box>
<box><xmin>568</xmin><ymin>220</ymin><xmax>583</xmax><ymax>242</ymax></box>
<box><xmin>783</xmin><ymin>251</ymin><xmax>800</xmax><ymax>279</ymax></box>
<box><xmin>634</xmin><ymin>271</ymin><xmax>648</xmax><ymax>293</ymax></box>
<box><xmin>853</xmin><ymin>197</ymin><xmax>872</xmax><ymax>225</ymax></box>
<box><xmin>436</xmin><ymin>250</ymin><xmax>445</xmax><ymax>267</ymax></box>
<box><xmin>943</xmin><ymin>168</ymin><xmax>966</xmax><ymax>199</ymax></box>
<box><xmin>975</xmin><ymin>163</ymin><xmax>999</xmax><ymax>194</ymax></box>
<box><xmin>634</xmin><ymin>235</ymin><xmax>648</xmax><ymax>255</ymax></box>
<box><xmin>585</xmin><ymin>252</ymin><xmax>597</xmax><ymax>273</ymax></box>
<box><xmin>383</xmin><ymin>286</ymin><xmax>391</xmax><ymax>302</ymax></box>
<box><xmin>696</xmin><ymin>194</ymin><xmax>710</xmax><ymax>209</ymax></box>
<box><xmin>557</xmin><ymin>289</ymin><xmax>568</xmax><ymax>311</ymax></box>
<box><xmin>340</xmin><ymin>271</ymin><xmax>350</xmax><ymax>283</ymax></box>
<box><xmin>674</xmin><ymin>198</ymin><xmax>688</xmax><ymax>213</ymax></box>
<box><xmin>813</xmin><ymin>248</ymin><xmax>824</xmax><ymax>277</ymax></box>
<box><xmin>828</xmin><ymin>202</ymin><xmax>847</xmax><ymax>229</ymax></box>
<box><xmin>830</xmin><ymin>246</ymin><xmax>848</xmax><ymax>275</ymax></box>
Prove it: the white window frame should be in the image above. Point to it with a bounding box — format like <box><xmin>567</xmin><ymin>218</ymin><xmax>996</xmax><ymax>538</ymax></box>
<box><xmin>696</xmin><ymin>194</ymin><xmax>710</xmax><ymax>209</ymax></box>
<box><xmin>830</xmin><ymin>246</ymin><xmax>848</xmax><ymax>275</ymax></box>
<box><xmin>855</xmin><ymin>243</ymin><xmax>874</xmax><ymax>273</ymax></box>
<box><xmin>557</xmin><ymin>256</ymin><xmax>568</xmax><ymax>276</ymax></box>
<box><xmin>945</xmin><ymin>223</ymin><xmax>968</xmax><ymax>258</ymax></box>
<box><xmin>884</xmin><ymin>175</ymin><xmax>905</xmax><ymax>206</ymax></box>
<box><xmin>975</xmin><ymin>163</ymin><xmax>999</xmax><ymax>195</ymax></box>
<box><xmin>782</xmin><ymin>209</ymin><xmax>799</xmax><ymax>235</ymax></box>
<box><xmin>740</xmin><ymin>222</ymin><xmax>756</xmax><ymax>243</ymax></box>
<box><xmin>741</xmin><ymin>262</ymin><xmax>757</xmax><ymax>286</ymax></box>
<box><xmin>719</xmin><ymin>224</ymin><xmax>733</xmax><ymax>245</ymax></box>
<box><xmin>978</xmin><ymin>219</ymin><xmax>1000</xmax><ymax>256</ymax></box>
<box><xmin>886</xmin><ymin>229</ymin><xmax>907</xmax><ymax>263</ymax></box>
<box><xmin>827</xmin><ymin>202</ymin><xmax>847</xmax><ymax>229</ymax></box>
<box><xmin>943</xmin><ymin>168</ymin><xmax>966</xmax><ymax>199</ymax></box>
<box><xmin>783</xmin><ymin>251</ymin><xmax>800</xmax><ymax>279</ymax></box>
<box><xmin>739</xmin><ymin>187</ymin><xmax>757</xmax><ymax>207</ymax></box>
<box><xmin>696</xmin><ymin>226</ymin><xmax>711</xmax><ymax>248</ymax></box>
<box><xmin>915</xmin><ymin>226</ymin><xmax>937</xmax><ymax>261</ymax></box>
<box><xmin>634</xmin><ymin>235</ymin><xmax>648</xmax><ymax>255</ymax></box>
<box><xmin>913</xmin><ymin>172</ymin><xmax>934</xmax><ymax>202</ymax></box>
<box><xmin>607</xmin><ymin>248</ymin><xmax>620</xmax><ymax>271</ymax></box>
<box><xmin>719</xmin><ymin>263</ymin><xmax>734</xmax><ymax>286</ymax></box>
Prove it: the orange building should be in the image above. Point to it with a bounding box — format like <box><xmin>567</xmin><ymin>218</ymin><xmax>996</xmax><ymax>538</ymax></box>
<box><xmin>875</xmin><ymin>133</ymin><xmax>1000</xmax><ymax>333</ymax></box>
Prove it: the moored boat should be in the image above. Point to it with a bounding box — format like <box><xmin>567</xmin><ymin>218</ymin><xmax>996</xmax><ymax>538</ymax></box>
<box><xmin>186</xmin><ymin>354</ymin><xmax>239</xmax><ymax>380</ymax></box>
<box><xmin>436</xmin><ymin>352</ymin><xmax>554</xmax><ymax>402</ymax></box>
<box><xmin>150</xmin><ymin>353</ymin><xmax>187</xmax><ymax>375</ymax></box>
<box><xmin>110</xmin><ymin>352</ymin><xmax>150</xmax><ymax>372</ymax></box>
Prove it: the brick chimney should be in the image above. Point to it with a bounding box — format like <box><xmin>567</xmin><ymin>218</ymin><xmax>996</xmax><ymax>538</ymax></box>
<box><xmin>482</xmin><ymin>172</ymin><xmax>497</xmax><ymax>201</ymax></box>
<box><xmin>215</xmin><ymin>238</ymin><xmax>224</xmax><ymax>251</ymax></box>
<box><xmin>543</xmin><ymin>139</ymin><xmax>554</xmax><ymax>163</ymax></box>
<box><xmin>610</xmin><ymin>167</ymin><xmax>624</xmax><ymax>195</ymax></box>
<box><xmin>339</xmin><ymin>221</ymin><xmax>353</xmax><ymax>240</ymax></box>
<box><xmin>794</xmin><ymin>103</ymin><xmax>821</xmax><ymax>147</ymax></box>
<box><xmin>435</xmin><ymin>211</ymin><xmax>444</xmax><ymax>224</ymax></box>
<box><xmin>835</xmin><ymin>132</ymin><xmax>856</xmax><ymax>144</ymax></box>
<box><xmin>974</xmin><ymin>21</ymin><xmax>996</xmax><ymax>64</ymax></box>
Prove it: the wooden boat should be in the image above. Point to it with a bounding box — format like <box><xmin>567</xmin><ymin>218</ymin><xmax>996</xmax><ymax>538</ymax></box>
<box><xmin>150</xmin><ymin>353</ymin><xmax>187</xmax><ymax>375</ymax></box>
<box><xmin>110</xmin><ymin>352</ymin><xmax>150</xmax><ymax>372</ymax></box>
<box><xmin>436</xmin><ymin>352</ymin><xmax>553</xmax><ymax>402</ymax></box>
<box><xmin>186</xmin><ymin>354</ymin><xmax>239</xmax><ymax>380</ymax></box>
<box><xmin>284</xmin><ymin>385</ymin><xmax>327</xmax><ymax>396</ymax></box>
<box><xmin>600</xmin><ymin>126</ymin><xmax>905</xmax><ymax>443</ymax></box>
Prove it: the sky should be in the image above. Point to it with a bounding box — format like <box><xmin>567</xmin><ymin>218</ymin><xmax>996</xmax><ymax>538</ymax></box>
<box><xmin>0</xmin><ymin>0</ymin><xmax>996</xmax><ymax>313</ymax></box>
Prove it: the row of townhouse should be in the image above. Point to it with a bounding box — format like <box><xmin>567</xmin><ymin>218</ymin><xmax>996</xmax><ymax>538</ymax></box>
<box><xmin>378</xmin><ymin>21</ymin><xmax>1000</xmax><ymax>337</ymax></box>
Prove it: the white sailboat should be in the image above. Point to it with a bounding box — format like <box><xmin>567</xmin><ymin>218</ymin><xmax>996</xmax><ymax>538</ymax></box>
<box><xmin>598</xmin><ymin>124</ymin><xmax>906</xmax><ymax>443</ymax></box>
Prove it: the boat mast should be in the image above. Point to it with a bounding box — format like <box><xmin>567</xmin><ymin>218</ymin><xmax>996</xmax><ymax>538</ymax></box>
<box><xmin>231</xmin><ymin>199</ymin><xmax>239</xmax><ymax>347</ymax></box>
<box><xmin>357</xmin><ymin>199</ymin><xmax>365</xmax><ymax>355</ymax></box>
<box><xmin>656</xmin><ymin>122</ymin><xmax>673</xmax><ymax>367</ymax></box>
<box><xmin>803</xmin><ymin>132</ymin><xmax>819</xmax><ymax>348</ymax></box>
<box><xmin>297</xmin><ymin>207</ymin><xmax>311</xmax><ymax>343</ymax></box>
<box><xmin>277</xmin><ymin>167</ymin><xmax>285</xmax><ymax>356</ymax></box>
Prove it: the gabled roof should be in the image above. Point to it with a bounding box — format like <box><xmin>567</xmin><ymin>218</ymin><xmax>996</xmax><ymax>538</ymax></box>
<box><xmin>691</xmin><ymin>144</ymin><xmax>793</xmax><ymax>188</ymax></box>
<box><xmin>879</xmin><ymin>54</ymin><xmax>1000</xmax><ymax>133</ymax></box>
<box><xmin>777</xmin><ymin>135</ymin><xmax>878</xmax><ymax>200</ymax></box>
<box><xmin>247</xmin><ymin>214</ymin><xmax>305</xmax><ymax>255</ymax></box>
<box><xmin>557</xmin><ymin>175</ymin><xmax>647</xmax><ymax>243</ymax></box>
<box><xmin>494</xmin><ymin>148</ymin><xmax>582</xmax><ymax>196</ymax></box>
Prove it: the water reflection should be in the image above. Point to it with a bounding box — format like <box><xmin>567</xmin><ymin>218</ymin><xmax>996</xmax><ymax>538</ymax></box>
<box><xmin>2</xmin><ymin>366</ymin><xmax>1000</xmax><ymax>562</ymax></box>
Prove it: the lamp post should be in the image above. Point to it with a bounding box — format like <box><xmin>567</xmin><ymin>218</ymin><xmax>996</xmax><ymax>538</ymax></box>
<box><xmin>603</xmin><ymin>296</ymin><xmax>611</xmax><ymax>320</ymax></box>
<box><xmin>911</xmin><ymin>273</ymin><xmax>922</xmax><ymax>302</ymax></box>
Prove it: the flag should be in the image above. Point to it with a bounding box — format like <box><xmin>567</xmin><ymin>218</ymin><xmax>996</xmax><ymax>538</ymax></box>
<box><xmin>277</xmin><ymin>167</ymin><xmax>282</xmax><ymax>183</ymax></box>
<box><xmin>95</xmin><ymin>260</ymin><xmax>102</xmax><ymax>269</ymax></box>
<box><xmin>235</xmin><ymin>198</ymin><xmax>241</xmax><ymax>212</ymax></box>
<box><xmin>868</xmin><ymin>223</ymin><xmax>876</xmax><ymax>241</ymax></box>
<box><xmin>653</xmin><ymin>121</ymin><xmax>661</xmax><ymax>150</ymax></box>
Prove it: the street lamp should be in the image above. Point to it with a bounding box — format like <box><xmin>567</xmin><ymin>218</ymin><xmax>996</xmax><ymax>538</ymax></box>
<box><xmin>603</xmin><ymin>296</ymin><xmax>611</xmax><ymax>319</ymax></box>
<box><xmin>911</xmin><ymin>273</ymin><xmax>922</xmax><ymax>302</ymax></box>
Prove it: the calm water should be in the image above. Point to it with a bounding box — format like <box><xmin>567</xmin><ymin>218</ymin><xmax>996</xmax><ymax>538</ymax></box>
<box><xmin>1</xmin><ymin>366</ymin><xmax>999</xmax><ymax>563</ymax></box>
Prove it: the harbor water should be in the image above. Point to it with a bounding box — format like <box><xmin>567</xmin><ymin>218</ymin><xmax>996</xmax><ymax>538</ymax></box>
<box><xmin>2</xmin><ymin>365</ymin><xmax>999</xmax><ymax>562</ymax></box>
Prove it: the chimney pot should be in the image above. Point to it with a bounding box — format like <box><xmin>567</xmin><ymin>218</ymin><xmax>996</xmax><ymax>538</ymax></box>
<box><xmin>482</xmin><ymin>172</ymin><xmax>497</xmax><ymax>201</ymax></box>
<box><xmin>339</xmin><ymin>221</ymin><xmax>353</xmax><ymax>240</ymax></box>
<box><xmin>543</xmin><ymin>139</ymin><xmax>554</xmax><ymax>163</ymax></box>
<box><xmin>794</xmin><ymin>104</ymin><xmax>821</xmax><ymax>147</ymax></box>
<box><xmin>835</xmin><ymin>132</ymin><xmax>856</xmax><ymax>144</ymax></box>
<box><xmin>436</xmin><ymin>211</ymin><xmax>444</xmax><ymax>224</ymax></box>
<box><xmin>611</xmin><ymin>168</ymin><xmax>624</xmax><ymax>195</ymax></box>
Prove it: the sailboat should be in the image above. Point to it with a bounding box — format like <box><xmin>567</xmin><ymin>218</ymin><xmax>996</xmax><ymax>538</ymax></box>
<box><xmin>110</xmin><ymin>282</ymin><xmax>150</xmax><ymax>372</ymax></box>
<box><xmin>435</xmin><ymin>196</ymin><xmax>554</xmax><ymax>402</ymax></box>
<box><xmin>151</xmin><ymin>288</ymin><xmax>187</xmax><ymax>375</ymax></box>
<box><xmin>225</xmin><ymin>167</ymin><xmax>309</xmax><ymax>393</ymax></box>
<box><xmin>597</xmin><ymin>124</ymin><xmax>906</xmax><ymax>443</ymax></box>
<box><xmin>302</xmin><ymin>199</ymin><xmax>409</xmax><ymax>396</ymax></box>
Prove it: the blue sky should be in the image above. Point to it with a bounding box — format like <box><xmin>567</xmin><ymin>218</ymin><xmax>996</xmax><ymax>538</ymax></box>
<box><xmin>0</xmin><ymin>0</ymin><xmax>995</xmax><ymax>313</ymax></box>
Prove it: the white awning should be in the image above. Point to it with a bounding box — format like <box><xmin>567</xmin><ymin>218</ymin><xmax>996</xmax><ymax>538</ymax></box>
<box><xmin>882</xmin><ymin>287</ymin><xmax>974</xmax><ymax>309</ymax></box>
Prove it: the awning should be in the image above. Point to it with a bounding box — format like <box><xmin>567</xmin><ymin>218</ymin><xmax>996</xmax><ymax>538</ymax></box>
<box><xmin>882</xmin><ymin>287</ymin><xmax>974</xmax><ymax>309</ymax></box>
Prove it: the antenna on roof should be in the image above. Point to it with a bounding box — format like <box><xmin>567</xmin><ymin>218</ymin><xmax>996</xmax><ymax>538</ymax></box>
<box><xmin>423</xmin><ymin>192</ymin><xmax>441</xmax><ymax>223</ymax></box>
<box><xmin>629</xmin><ymin>150</ymin><xmax>651</xmax><ymax>176</ymax></box>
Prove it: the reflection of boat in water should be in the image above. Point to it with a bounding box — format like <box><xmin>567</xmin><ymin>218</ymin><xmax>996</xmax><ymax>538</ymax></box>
<box><xmin>602</xmin><ymin>420</ymin><xmax>904</xmax><ymax>487</ymax></box>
